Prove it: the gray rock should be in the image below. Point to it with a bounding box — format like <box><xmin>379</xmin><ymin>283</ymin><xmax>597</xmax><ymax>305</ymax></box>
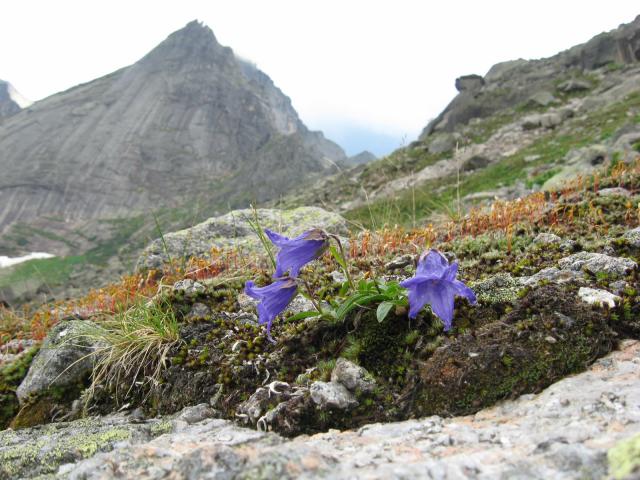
<box><xmin>137</xmin><ymin>206</ymin><xmax>348</xmax><ymax>270</ymax></box>
<box><xmin>522</xmin><ymin>108</ymin><xmax>574</xmax><ymax>131</ymax></box>
<box><xmin>558</xmin><ymin>252</ymin><xmax>637</xmax><ymax>279</ymax></box>
<box><xmin>557</xmin><ymin>78</ymin><xmax>592</xmax><ymax>93</ymax></box>
<box><xmin>528</xmin><ymin>90</ymin><xmax>557</xmax><ymax>107</ymax></box>
<box><xmin>455</xmin><ymin>74</ymin><xmax>484</xmax><ymax>92</ymax></box>
<box><xmin>16</xmin><ymin>320</ymin><xmax>101</xmax><ymax>404</ymax></box>
<box><xmin>521</xmin><ymin>267</ymin><xmax>586</xmax><ymax>287</ymax></box>
<box><xmin>534</xmin><ymin>232</ymin><xmax>562</xmax><ymax>245</ymax></box>
<box><xmin>598</xmin><ymin>187</ymin><xmax>632</xmax><ymax>197</ymax></box>
<box><xmin>384</xmin><ymin>254</ymin><xmax>414</xmax><ymax>272</ymax></box>
<box><xmin>623</xmin><ymin>227</ymin><xmax>640</xmax><ymax>248</ymax></box>
<box><xmin>427</xmin><ymin>133</ymin><xmax>457</xmax><ymax>154</ymax></box>
<box><xmin>462</xmin><ymin>154</ymin><xmax>492</xmax><ymax>171</ymax></box>
<box><xmin>309</xmin><ymin>381</ymin><xmax>358</xmax><ymax>410</ymax></box>
<box><xmin>185</xmin><ymin>302</ymin><xmax>211</xmax><ymax>321</ymax></box>
<box><xmin>331</xmin><ymin>358</ymin><xmax>376</xmax><ymax>394</ymax></box>
<box><xmin>172</xmin><ymin>278</ymin><xmax>205</xmax><ymax>296</ymax></box>
<box><xmin>578</xmin><ymin>287</ymin><xmax>620</xmax><ymax>308</ymax></box>
<box><xmin>543</xmin><ymin>145</ymin><xmax>608</xmax><ymax>190</ymax></box>
<box><xmin>12</xmin><ymin>340</ymin><xmax>640</xmax><ymax>480</ymax></box>
<box><xmin>177</xmin><ymin>403</ymin><xmax>217</xmax><ymax>424</ymax></box>
<box><xmin>471</xmin><ymin>273</ymin><xmax>521</xmax><ymax>304</ymax></box>
<box><xmin>609</xmin><ymin>280</ymin><xmax>629</xmax><ymax>295</ymax></box>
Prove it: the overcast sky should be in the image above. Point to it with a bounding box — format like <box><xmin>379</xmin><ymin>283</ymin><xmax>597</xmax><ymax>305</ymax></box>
<box><xmin>0</xmin><ymin>1</ymin><xmax>638</xmax><ymax>155</ymax></box>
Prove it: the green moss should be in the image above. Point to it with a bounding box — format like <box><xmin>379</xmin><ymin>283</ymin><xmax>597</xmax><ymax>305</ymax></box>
<box><xmin>0</xmin><ymin>346</ymin><xmax>40</xmax><ymax>428</ymax></box>
<box><xmin>608</xmin><ymin>433</ymin><xmax>640</xmax><ymax>479</ymax></box>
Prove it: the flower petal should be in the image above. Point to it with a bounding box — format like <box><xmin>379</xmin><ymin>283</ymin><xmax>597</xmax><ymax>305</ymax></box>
<box><xmin>416</xmin><ymin>249</ymin><xmax>449</xmax><ymax>278</ymax></box>
<box><xmin>450</xmin><ymin>279</ymin><xmax>477</xmax><ymax>305</ymax></box>
<box><xmin>264</xmin><ymin>229</ymin><xmax>290</xmax><ymax>247</ymax></box>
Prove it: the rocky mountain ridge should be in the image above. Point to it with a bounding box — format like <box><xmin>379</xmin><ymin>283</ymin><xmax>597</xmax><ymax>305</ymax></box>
<box><xmin>277</xmin><ymin>16</ymin><xmax>640</xmax><ymax>228</ymax></box>
<box><xmin>0</xmin><ymin>80</ymin><xmax>30</xmax><ymax>120</ymax></box>
<box><xmin>0</xmin><ymin>20</ymin><xmax>346</xmax><ymax>237</ymax></box>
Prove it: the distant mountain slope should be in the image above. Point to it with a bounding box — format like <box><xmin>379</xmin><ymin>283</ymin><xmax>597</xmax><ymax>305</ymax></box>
<box><xmin>277</xmin><ymin>15</ymin><xmax>640</xmax><ymax>227</ymax></box>
<box><xmin>0</xmin><ymin>21</ymin><xmax>346</xmax><ymax>235</ymax></box>
<box><xmin>0</xmin><ymin>80</ymin><xmax>31</xmax><ymax>120</ymax></box>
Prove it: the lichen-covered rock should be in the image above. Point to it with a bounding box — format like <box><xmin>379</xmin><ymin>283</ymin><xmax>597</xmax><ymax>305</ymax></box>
<box><xmin>623</xmin><ymin>227</ymin><xmax>640</xmax><ymax>248</ymax></box>
<box><xmin>9</xmin><ymin>341</ymin><xmax>639</xmax><ymax>480</ymax></box>
<box><xmin>172</xmin><ymin>278</ymin><xmax>205</xmax><ymax>296</ymax></box>
<box><xmin>608</xmin><ymin>433</ymin><xmax>640</xmax><ymax>480</ymax></box>
<box><xmin>330</xmin><ymin>358</ymin><xmax>376</xmax><ymax>394</ymax></box>
<box><xmin>471</xmin><ymin>273</ymin><xmax>522</xmax><ymax>304</ymax></box>
<box><xmin>185</xmin><ymin>302</ymin><xmax>211</xmax><ymax>321</ymax></box>
<box><xmin>309</xmin><ymin>381</ymin><xmax>357</xmax><ymax>410</ymax></box>
<box><xmin>598</xmin><ymin>187</ymin><xmax>632</xmax><ymax>197</ymax></box>
<box><xmin>136</xmin><ymin>207</ymin><xmax>349</xmax><ymax>271</ymax></box>
<box><xmin>15</xmin><ymin>321</ymin><xmax>100</xmax><ymax>413</ymax></box>
<box><xmin>578</xmin><ymin>287</ymin><xmax>620</xmax><ymax>308</ymax></box>
<box><xmin>558</xmin><ymin>252</ymin><xmax>637</xmax><ymax>279</ymax></box>
<box><xmin>521</xmin><ymin>266</ymin><xmax>586</xmax><ymax>287</ymax></box>
<box><xmin>533</xmin><ymin>232</ymin><xmax>562</xmax><ymax>245</ymax></box>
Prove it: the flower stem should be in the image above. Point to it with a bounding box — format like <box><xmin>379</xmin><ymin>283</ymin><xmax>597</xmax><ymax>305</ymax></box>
<box><xmin>302</xmin><ymin>278</ymin><xmax>323</xmax><ymax>314</ymax></box>
<box><xmin>330</xmin><ymin>235</ymin><xmax>355</xmax><ymax>291</ymax></box>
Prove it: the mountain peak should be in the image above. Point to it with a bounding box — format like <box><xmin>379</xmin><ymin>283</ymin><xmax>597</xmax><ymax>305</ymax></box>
<box><xmin>139</xmin><ymin>20</ymin><xmax>228</xmax><ymax>68</ymax></box>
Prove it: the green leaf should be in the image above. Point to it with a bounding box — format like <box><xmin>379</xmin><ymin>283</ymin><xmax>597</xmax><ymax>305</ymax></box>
<box><xmin>338</xmin><ymin>281</ymin><xmax>350</xmax><ymax>296</ymax></box>
<box><xmin>286</xmin><ymin>310</ymin><xmax>322</xmax><ymax>322</ymax></box>
<box><xmin>376</xmin><ymin>301</ymin><xmax>395</xmax><ymax>323</ymax></box>
<box><xmin>329</xmin><ymin>245</ymin><xmax>347</xmax><ymax>270</ymax></box>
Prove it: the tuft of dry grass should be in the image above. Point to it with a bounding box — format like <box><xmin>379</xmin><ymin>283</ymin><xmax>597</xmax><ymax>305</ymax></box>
<box><xmin>77</xmin><ymin>298</ymin><xmax>183</xmax><ymax>403</ymax></box>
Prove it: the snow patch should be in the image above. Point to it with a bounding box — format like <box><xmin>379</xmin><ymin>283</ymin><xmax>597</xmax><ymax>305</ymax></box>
<box><xmin>0</xmin><ymin>252</ymin><xmax>55</xmax><ymax>269</ymax></box>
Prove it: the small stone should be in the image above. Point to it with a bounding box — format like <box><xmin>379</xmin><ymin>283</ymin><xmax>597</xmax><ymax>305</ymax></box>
<box><xmin>329</xmin><ymin>270</ymin><xmax>347</xmax><ymax>284</ymax></box>
<box><xmin>331</xmin><ymin>358</ymin><xmax>376</xmax><ymax>394</ymax></box>
<box><xmin>172</xmin><ymin>278</ymin><xmax>205</xmax><ymax>296</ymax></box>
<box><xmin>384</xmin><ymin>254</ymin><xmax>414</xmax><ymax>272</ymax></box>
<box><xmin>309</xmin><ymin>381</ymin><xmax>358</xmax><ymax>410</ymax></box>
<box><xmin>578</xmin><ymin>287</ymin><xmax>620</xmax><ymax>308</ymax></box>
<box><xmin>533</xmin><ymin>232</ymin><xmax>562</xmax><ymax>245</ymax></box>
<box><xmin>177</xmin><ymin>403</ymin><xmax>216</xmax><ymax>424</ymax></box>
<box><xmin>597</xmin><ymin>187</ymin><xmax>631</xmax><ymax>197</ymax></box>
<box><xmin>521</xmin><ymin>267</ymin><xmax>584</xmax><ymax>287</ymax></box>
<box><xmin>545</xmin><ymin>336</ymin><xmax>558</xmax><ymax>344</ymax></box>
<box><xmin>558</xmin><ymin>252</ymin><xmax>637</xmax><ymax>279</ymax></box>
<box><xmin>185</xmin><ymin>302</ymin><xmax>210</xmax><ymax>321</ymax></box>
<box><xmin>609</xmin><ymin>280</ymin><xmax>629</xmax><ymax>296</ymax></box>
<box><xmin>623</xmin><ymin>227</ymin><xmax>640</xmax><ymax>248</ymax></box>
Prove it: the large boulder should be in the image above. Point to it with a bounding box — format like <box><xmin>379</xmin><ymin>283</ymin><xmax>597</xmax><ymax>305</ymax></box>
<box><xmin>136</xmin><ymin>206</ymin><xmax>349</xmax><ymax>271</ymax></box>
<box><xmin>12</xmin><ymin>320</ymin><xmax>101</xmax><ymax>428</ymax></box>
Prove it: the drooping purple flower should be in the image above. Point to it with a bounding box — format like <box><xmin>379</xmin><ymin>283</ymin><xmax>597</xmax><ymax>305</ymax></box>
<box><xmin>264</xmin><ymin>228</ymin><xmax>329</xmax><ymax>278</ymax></box>
<box><xmin>399</xmin><ymin>249</ymin><xmax>476</xmax><ymax>331</ymax></box>
<box><xmin>245</xmin><ymin>277</ymin><xmax>298</xmax><ymax>341</ymax></box>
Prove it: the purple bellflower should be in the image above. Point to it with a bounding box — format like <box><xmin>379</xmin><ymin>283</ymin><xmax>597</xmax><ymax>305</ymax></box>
<box><xmin>264</xmin><ymin>228</ymin><xmax>329</xmax><ymax>278</ymax></box>
<box><xmin>400</xmin><ymin>249</ymin><xmax>476</xmax><ymax>331</ymax></box>
<box><xmin>245</xmin><ymin>277</ymin><xmax>298</xmax><ymax>342</ymax></box>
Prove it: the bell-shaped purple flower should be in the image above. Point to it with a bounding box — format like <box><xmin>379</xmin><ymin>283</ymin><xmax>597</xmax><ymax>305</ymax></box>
<box><xmin>264</xmin><ymin>228</ymin><xmax>329</xmax><ymax>278</ymax></box>
<box><xmin>399</xmin><ymin>249</ymin><xmax>476</xmax><ymax>331</ymax></box>
<box><xmin>245</xmin><ymin>277</ymin><xmax>298</xmax><ymax>341</ymax></box>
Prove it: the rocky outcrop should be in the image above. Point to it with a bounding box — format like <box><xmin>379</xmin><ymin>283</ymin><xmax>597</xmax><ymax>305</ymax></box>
<box><xmin>136</xmin><ymin>206</ymin><xmax>349</xmax><ymax>270</ymax></box>
<box><xmin>3</xmin><ymin>340</ymin><xmax>639</xmax><ymax>479</ymax></box>
<box><xmin>420</xmin><ymin>16</ymin><xmax>640</xmax><ymax>138</ymax></box>
<box><xmin>0</xmin><ymin>80</ymin><xmax>30</xmax><ymax>120</ymax></box>
<box><xmin>345</xmin><ymin>150</ymin><xmax>377</xmax><ymax>166</ymax></box>
<box><xmin>0</xmin><ymin>21</ymin><xmax>346</xmax><ymax>235</ymax></box>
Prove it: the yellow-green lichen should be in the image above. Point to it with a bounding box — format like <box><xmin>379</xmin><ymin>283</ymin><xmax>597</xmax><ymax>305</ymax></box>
<box><xmin>608</xmin><ymin>433</ymin><xmax>640</xmax><ymax>479</ymax></box>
